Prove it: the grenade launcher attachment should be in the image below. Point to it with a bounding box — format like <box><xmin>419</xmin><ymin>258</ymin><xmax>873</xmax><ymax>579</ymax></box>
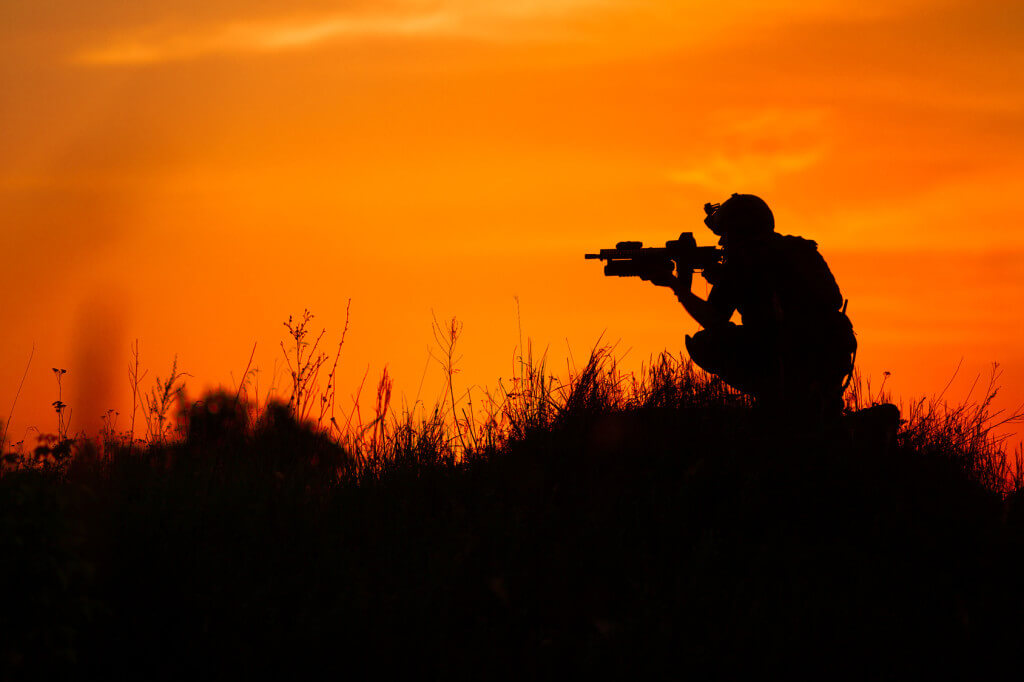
<box><xmin>584</xmin><ymin>232</ymin><xmax>721</xmax><ymax>278</ymax></box>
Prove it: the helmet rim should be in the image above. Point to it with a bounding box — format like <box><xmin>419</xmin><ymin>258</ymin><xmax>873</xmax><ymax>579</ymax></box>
<box><xmin>705</xmin><ymin>193</ymin><xmax>774</xmax><ymax>238</ymax></box>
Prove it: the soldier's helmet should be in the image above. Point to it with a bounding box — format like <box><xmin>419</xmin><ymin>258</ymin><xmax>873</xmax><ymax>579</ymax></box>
<box><xmin>704</xmin><ymin>194</ymin><xmax>774</xmax><ymax>239</ymax></box>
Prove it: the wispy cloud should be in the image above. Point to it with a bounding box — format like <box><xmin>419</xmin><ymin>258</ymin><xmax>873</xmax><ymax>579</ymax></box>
<box><xmin>668</xmin><ymin>148</ymin><xmax>825</xmax><ymax>190</ymax></box>
<box><xmin>72</xmin><ymin>0</ymin><xmax>617</xmax><ymax>66</ymax></box>
<box><xmin>668</xmin><ymin>108</ymin><xmax>829</xmax><ymax>190</ymax></box>
<box><xmin>71</xmin><ymin>0</ymin><xmax>933</xmax><ymax>67</ymax></box>
<box><xmin>74</xmin><ymin>11</ymin><xmax>462</xmax><ymax>65</ymax></box>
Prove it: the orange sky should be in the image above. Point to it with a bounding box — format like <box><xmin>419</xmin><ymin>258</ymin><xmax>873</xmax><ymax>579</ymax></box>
<box><xmin>1</xmin><ymin>0</ymin><xmax>1022</xmax><ymax>448</ymax></box>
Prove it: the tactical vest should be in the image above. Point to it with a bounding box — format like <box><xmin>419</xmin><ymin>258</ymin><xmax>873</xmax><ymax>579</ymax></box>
<box><xmin>727</xmin><ymin>234</ymin><xmax>856</xmax><ymax>380</ymax></box>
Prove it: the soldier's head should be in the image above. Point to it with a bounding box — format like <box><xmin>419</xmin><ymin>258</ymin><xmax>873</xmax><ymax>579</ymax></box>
<box><xmin>704</xmin><ymin>194</ymin><xmax>774</xmax><ymax>246</ymax></box>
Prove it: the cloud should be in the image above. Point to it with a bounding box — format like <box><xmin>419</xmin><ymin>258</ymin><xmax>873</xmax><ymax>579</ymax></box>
<box><xmin>667</xmin><ymin>108</ymin><xmax>829</xmax><ymax>190</ymax></box>
<box><xmin>69</xmin><ymin>0</ymin><xmax>937</xmax><ymax>67</ymax></box>
<box><xmin>74</xmin><ymin>11</ymin><xmax>463</xmax><ymax>65</ymax></box>
<box><xmin>668</xmin><ymin>148</ymin><xmax>824</xmax><ymax>191</ymax></box>
<box><xmin>70</xmin><ymin>0</ymin><xmax>623</xmax><ymax>65</ymax></box>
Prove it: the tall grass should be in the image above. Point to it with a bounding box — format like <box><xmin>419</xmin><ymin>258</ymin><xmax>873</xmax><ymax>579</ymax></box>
<box><xmin>845</xmin><ymin>364</ymin><xmax>1024</xmax><ymax>495</ymax></box>
<box><xmin>1</xmin><ymin>309</ymin><xmax>1020</xmax><ymax>496</ymax></box>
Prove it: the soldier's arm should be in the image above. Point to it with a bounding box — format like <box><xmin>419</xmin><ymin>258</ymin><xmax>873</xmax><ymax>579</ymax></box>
<box><xmin>642</xmin><ymin>264</ymin><xmax>734</xmax><ymax>329</ymax></box>
<box><xmin>675</xmin><ymin>286</ymin><xmax>733</xmax><ymax>330</ymax></box>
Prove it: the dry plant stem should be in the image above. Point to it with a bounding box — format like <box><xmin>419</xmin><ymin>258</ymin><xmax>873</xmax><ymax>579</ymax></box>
<box><xmin>1013</xmin><ymin>449</ymin><xmax>1024</xmax><ymax>491</ymax></box>
<box><xmin>281</xmin><ymin>309</ymin><xmax>328</xmax><ymax>422</ymax></box>
<box><xmin>51</xmin><ymin>368</ymin><xmax>70</xmax><ymax>441</ymax></box>
<box><xmin>461</xmin><ymin>405</ymin><xmax>477</xmax><ymax>452</ymax></box>
<box><xmin>144</xmin><ymin>356</ymin><xmax>190</xmax><ymax>444</ymax></box>
<box><xmin>300</xmin><ymin>361</ymin><xmax>325</xmax><ymax>422</ymax></box>
<box><xmin>515</xmin><ymin>296</ymin><xmax>526</xmax><ymax>395</ymax></box>
<box><xmin>369</xmin><ymin>368</ymin><xmax>393</xmax><ymax>457</ymax></box>
<box><xmin>432</xmin><ymin>313</ymin><xmax>467</xmax><ymax>453</ymax></box>
<box><xmin>321</xmin><ymin>299</ymin><xmax>351</xmax><ymax>430</ymax></box>
<box><xmin>344</xmin><ymin>364</ymin><xmax>372</xmax><ymax>435</ymax></box>
<box><xmin>252</xmin><ymin>368</ymin><xmax>260</xmax><ymax>416</ymax></box>
<box><xmin>413</xmin><ymin>350</ymin><xmax>432</xmax><ymax>422</ymax></box>
<box><xmin>1</xmin><ymin>342</ymin><xmax>34</xmax><ymax>453</ymax></box>
<box><xmin>235</xmin><ymin>341</ymin><xmax>258</xmax><ymax>403</ymax></box>
<box><xmin>99</xmin><ymin>409</ymin><xmax>120</xmax><ymax>454</ymax></box>
<box><xmin>127</xmin><ymin>340</ymin><xmax>146</xmax><ymax>454</ymax></box>
<box><xmin>935</xmin><ymin>357</ymin><xmax>964</xmax><ymax>405</ymax></box>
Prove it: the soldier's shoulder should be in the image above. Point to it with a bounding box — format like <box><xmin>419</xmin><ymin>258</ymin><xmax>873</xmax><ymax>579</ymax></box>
<box><xmin>774</xmin><ymin>233</ymin><xmax>819</xmax><ymax>250</ymax></box>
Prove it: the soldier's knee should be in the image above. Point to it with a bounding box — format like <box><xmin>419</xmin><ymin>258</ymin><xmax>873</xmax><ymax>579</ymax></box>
<box><xmin>685</xmin><ymin>330</ymin><xmax>715</xmax><ymax>369</ymax></box>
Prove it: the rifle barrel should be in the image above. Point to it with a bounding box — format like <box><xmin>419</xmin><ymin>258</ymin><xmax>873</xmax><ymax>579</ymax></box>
<box><xmin>585</xmin><ymin>247</ymin><xmax>670</xmax><ymax>260</ymax></box>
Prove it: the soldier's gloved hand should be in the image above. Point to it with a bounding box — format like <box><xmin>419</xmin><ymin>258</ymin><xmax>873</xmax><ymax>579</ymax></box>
<box><xmin>638</xmin><ymin>270</ymin><xmax>677</xmax><ymax>288</ymax></box>
<box><xmin>636</xmin><ymin>260</ymin><xmax>677</xmax><ymax>288</ymax></box>
<box><xmin>702</xmin><ymin>261</ymin><xmax>724</xmax><ymax>286</ymax></box>
<box><xmin>673</xmin><ymin>265</ymin><xmax>693</xmax><ymax>295</ymax></box>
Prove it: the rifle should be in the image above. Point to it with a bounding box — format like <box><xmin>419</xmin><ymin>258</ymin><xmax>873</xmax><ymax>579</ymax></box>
<box><xmin>584</xmin><ymin>232</ymin><xmax>721</xmax><ymax>278</ymax></box>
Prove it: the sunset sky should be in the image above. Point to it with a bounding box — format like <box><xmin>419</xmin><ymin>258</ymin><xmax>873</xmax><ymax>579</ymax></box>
<box><xmin>1</xmin><ymin>0</ymin><xmax>1022</xmax><ymax>446</ymax></box>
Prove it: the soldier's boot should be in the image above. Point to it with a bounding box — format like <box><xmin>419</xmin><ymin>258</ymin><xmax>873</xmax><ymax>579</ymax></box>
<box><xmin>845</xmin><ymin>403</ymin><xmax>902</xmax><ymax>454</ymax></box>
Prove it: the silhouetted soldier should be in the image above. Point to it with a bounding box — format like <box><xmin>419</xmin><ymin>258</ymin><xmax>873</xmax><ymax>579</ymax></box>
<box><xmin>641</xmin><ymin>194</ymin><xmax>856</xmax><ymax>422</ymax></box>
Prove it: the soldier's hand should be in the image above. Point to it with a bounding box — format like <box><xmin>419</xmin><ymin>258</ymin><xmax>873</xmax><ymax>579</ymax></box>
<box><xmin>673</xmin><ymin>266</ymin><xmax>693</xmax><ymax>295</ymax></box>
<box><xmin>638</xmin><ymin>270</ymin><xmax>677</xmax><ymax>288</ymax></box>
<box><xmin>636</xmin><ymin>259</ymin><xmax>677</xmax><ymax>288</ymax></box>
<box><xmin>702</xmin><ymin>261</ymin><xmax>724</xmax><ymax>286</ymax></box>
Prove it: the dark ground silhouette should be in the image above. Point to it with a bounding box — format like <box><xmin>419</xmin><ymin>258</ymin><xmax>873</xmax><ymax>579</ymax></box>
<box><xmin>3</xmin><ymin>366</ymin><xmax>1023</xmax><ymax>680</ymax></box>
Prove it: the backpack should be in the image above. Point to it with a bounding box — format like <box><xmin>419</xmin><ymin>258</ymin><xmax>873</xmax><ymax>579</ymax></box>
<box><xmin>771</xmin><ymin>235</ymin><xmax>857</xmax><ymax>381</ymax></box>
<box><xmin>771</xmin><ymin>235</ymin><xmax>843</xmax><ymax>317</ymax></box>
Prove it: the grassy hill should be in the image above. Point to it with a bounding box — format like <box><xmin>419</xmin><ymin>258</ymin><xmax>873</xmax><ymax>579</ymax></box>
<box><xmin>2</xmin><ymin>349</ymin><xmax>1022</xmax><ymax>679</ymax></box>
